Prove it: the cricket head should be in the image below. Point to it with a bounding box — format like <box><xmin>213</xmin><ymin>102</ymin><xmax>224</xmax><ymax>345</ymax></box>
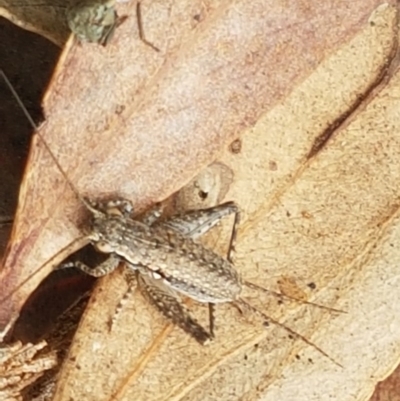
<box><xmin>84</xmin><ymin>197</ymin><xmax>138</xmax><ymax>255</ymax></box>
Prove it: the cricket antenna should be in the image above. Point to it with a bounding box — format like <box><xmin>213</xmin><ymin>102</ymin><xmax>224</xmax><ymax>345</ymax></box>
<box><xmin>0</xmin><ymin>69</ymin><xmax>99</xmax><ymax>215</ymax></box>
<box><xmin>236</xmin><ymin>298</ymin><xmax>342</xmax><ymax>367</ymax></box>
<box><xmin>244</xmin><ymin>280</ymin><xmax>345</xmax><ymax>314</ymax></box>
<box><xmin>0</xmin><ymin>69</ymin><xmax>100</xmax><ymax>307</ymax></box>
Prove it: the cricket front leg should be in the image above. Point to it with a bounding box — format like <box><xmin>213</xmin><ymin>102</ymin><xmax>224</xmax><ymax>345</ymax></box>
<box><xmin>58</xmin><ymin>254</ymin><xmax>121</xmax><ymax>277</ymax></box>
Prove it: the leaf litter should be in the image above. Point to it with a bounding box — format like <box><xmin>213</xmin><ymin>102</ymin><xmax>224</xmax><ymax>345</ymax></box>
<box><xmin>1</xmin><ymin>1</ymin><xmax>400</xmax><ymax>401</ymax></box>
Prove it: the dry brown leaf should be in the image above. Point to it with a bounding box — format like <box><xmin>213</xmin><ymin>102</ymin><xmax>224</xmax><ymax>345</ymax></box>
<box><xmin>1</xmin><ymin>0</ymin><xmax>383</xmax><ymax>330</ymax></box>
<box><xmin>1</xmin><ymin>0</ymin><xmax>398</xmax><ymax>400</ymax></box>
<box><xmin>31</xmin><ymin>3</ymin><xmax>400</xmax><ymax>401</ymax></box>
<box><xmin>0</xmin><ymin>0</ymin><xmax>71</xmax><ymax>46</ymax></box>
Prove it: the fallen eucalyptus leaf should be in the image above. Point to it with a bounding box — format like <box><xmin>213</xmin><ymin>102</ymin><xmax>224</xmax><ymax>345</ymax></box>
<box><xmin>1</xmin><ymin>1</ymin><xmax>397</xmax><ymax>400</ymax></box>
<box><xmin>40</xmin><ymin>3</ymin><xmax>400</xmax><ymax>401</ymax></box>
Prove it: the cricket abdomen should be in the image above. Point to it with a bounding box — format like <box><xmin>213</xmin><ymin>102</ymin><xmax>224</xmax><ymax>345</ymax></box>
<box><xmin>153</xmin><ymin>243</ymin><xmax>242</xmax><ymax>304</ymax></box>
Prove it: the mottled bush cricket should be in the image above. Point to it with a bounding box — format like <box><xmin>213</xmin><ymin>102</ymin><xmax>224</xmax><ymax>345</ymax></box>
<box><xmin>1</xmin><ymin>70</ymin><xmax>342</xmax><ymax>366</ymax></box>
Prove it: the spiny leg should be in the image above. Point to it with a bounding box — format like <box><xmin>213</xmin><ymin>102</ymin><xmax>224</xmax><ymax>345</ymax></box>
<box><xmin>138</xmin><ymin>274</ymin><xmax>212</xmax><ymax>345</ymax></box>
<box><xmin>58</xmin><ymin>254</ymin><xmax>120</xmax><ymax>277</ymax></box>
<box><xmin>223</xmin><ymin>202</ymin><xmax>241</xmax><ymax>264</ymax></box>
<box><xmin>59</xmin><ymin>254</ymin><xmax>136</xmax><ymax>329</ymax></box>
<box><xmin>211</xmin><ymin>202</ymin><xmax>240</xmax><ymax>337</ymax></box>
<box><xmin>164</xmin><ymin>201</ymin><xmax>239</xmax><ymax>240</ymax></box>
<box><xmin>110</xmin><ymin>260</ymin><xmax>214</xmax><ymax>342</ymax></box>
<box><xmin>108</xmin><ymin>270</ymin><xmax>138</xmax><ymax>331</ymax></box>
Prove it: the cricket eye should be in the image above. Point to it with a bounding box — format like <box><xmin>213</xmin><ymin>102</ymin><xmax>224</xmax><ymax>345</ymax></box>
<box><xmin>95</xmin><ymin>240</ymin><xmax>114</xmax><ymax>253</ymax></box>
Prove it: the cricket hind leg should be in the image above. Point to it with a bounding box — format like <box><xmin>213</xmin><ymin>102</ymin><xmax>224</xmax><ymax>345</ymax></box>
<box><xmin>164</xmin><ymin>201</ymin><xmax>239</xmax><ymax>240</ymax></box>
<box><xmin>112</xmin><ymin>201</ymin><xmax>240</xmax><ymax>341</ymax></box>
<box><xmin>138</xmin><ymin>274</ymin><xmax>212</xmax><ymax>345</ymax></box>
<box><xmin>165</xmin><ymin>201</ymin><xmax>240</xmax><ymax>339</ymax></box>
<box><xmin>110</xmin><ymin>266</ymin><xmax>213</xmax><ymax>344</ymax></box>
<box><xmin>141</xmin><ymin>201</ymin><xmax>240</xmax><ymax>237</ymax></box>
<box><xmin>207</xmin><ymin>202</ymin><xmax>240</xmax><ymax>337</ymax></box>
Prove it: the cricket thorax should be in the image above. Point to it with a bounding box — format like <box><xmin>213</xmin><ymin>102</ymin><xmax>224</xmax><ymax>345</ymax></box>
<box><xmin>89</xmin><ymin>212</ymin><xmax>150</xmax><ymax>252</ymax></box>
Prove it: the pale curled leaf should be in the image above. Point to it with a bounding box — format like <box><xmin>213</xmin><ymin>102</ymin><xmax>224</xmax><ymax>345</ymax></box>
<box><xmin>46</xmin><ymin>3</ymin><xmax>400</xmax><ymax>401</ymax></box>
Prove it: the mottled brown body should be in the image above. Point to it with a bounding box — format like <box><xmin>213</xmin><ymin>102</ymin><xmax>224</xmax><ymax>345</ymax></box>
<box><xmin>90</xmin><ymin>209</ymin><xmax>241</xmax><ymax>303</ymax></box>
<box><xmin>68</xmin><ymin>200</ymin><xmax>342</xmax><ymax>362</ymax></box>
<box><xmin>63</xmin><ymin>199</ymin><xmax>242</xmax><ymax>343</ymax></box>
